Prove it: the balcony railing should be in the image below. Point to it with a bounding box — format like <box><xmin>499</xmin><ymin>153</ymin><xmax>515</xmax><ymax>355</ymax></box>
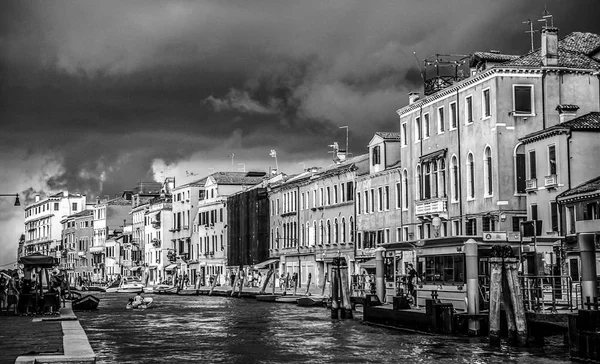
<box><xmin>544</xmin><ymin>174</ymin><xmax>558</xmax><ymax>188</ymax></box>
<box><xmin>525</xmin><ymin>178</ymin><xmax>537</xmax><ymax>191</ymax></box>
<box><xmin>415</xmin><ymin>197</ymin><xmax>448</xmax><ymax>216</ymax></box>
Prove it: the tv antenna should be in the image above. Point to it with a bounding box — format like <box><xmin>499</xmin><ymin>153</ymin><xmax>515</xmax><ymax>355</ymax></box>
<box><xmin>523</xmin><ymin>19</ymin><xmax>538</xmax><ymax>53</ymax></box>
<box><xmin>537</xmin><ymin>6</ymin><xmax>553</xmax><ymax>27</ymax></box>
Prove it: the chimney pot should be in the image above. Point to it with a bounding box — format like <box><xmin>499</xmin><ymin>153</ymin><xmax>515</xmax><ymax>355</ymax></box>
<box><xmin>408</xmin><ymin>92</ymin><xmax>421</xmax><ymax>105</ymax></box>
<box><xmin>541</xmin><ymin>27</ymin><xmax>559</xmax><ymax>66</ymax></box>
<box><xmin>35</xmin><ymin>195</ymin><xmax>40</xmax><ymax>202</ymax></box>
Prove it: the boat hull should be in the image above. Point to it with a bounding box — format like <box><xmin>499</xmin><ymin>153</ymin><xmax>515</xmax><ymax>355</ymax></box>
<box><xmin>126</xmin><ymin>297</ymin><xmax>154</xmax><ymax>310</ymax></box>
<box><xmin>297</xmin><ymin>297</ymin><xmax>326</xmax><ymax>307</ymax></box>
<box><xmin>116</xmin><ymin>286</ymin><xmax>144</xmax><ymax>293</ymax></box>
<box><xmin>256</xmin><ymin>294</ymin><xmax>278</xmax><ymax>302</ymax></box>
<box><xmin>72</xmin><ymin>295</ymin><xmax>100</xmax><ymax>310</ymax></box>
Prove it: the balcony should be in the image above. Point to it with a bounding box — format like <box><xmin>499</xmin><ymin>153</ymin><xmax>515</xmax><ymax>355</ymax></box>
<box><xmin>415</xmin><ymin>197</ymin><xmax>448</xmax><ymax>217</ymax></box>
<box><xmin>77</xmin><ymin>251</ymin><xmax>85</xmax><ymax>257</ymax></box>
<box><xmin>525</xmin><ymin>178</ymin><xmax>537</xmax><ymax>191</ymax></box>
<box><xmin>183</xmin><ymin>225</ymin><xmax>189</xmax><ymax>230</ymax></box>
<box><xmin>544</xmin><ymin>174</ymin><xmax>558</xmax><ymax>188</ymax></box>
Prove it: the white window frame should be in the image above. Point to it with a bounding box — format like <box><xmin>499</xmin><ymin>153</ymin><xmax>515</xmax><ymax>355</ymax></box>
<box><xmin>437</xmin><ymin>106</ymin><xmax>445</xmax><ymax>134</ymax></box>
<box><xmin>483</xmin><ymin>146</ymin><xmax>493</xmax><ymax>198</ymax></box>
<box><xmin>449</xmin><ymin>101</ymin><xmax>457</xmax><ymax>130</ymax></box>
<box><xmin>401</xmin><ymin>122</ymin><xmax>408</xmax><ymax>146</ymax></box>
<box><xmin>415</xmin><ymin>116</ymin><xmax>421</xmax><ymax>142</ymax></box>
<box><xmin>482</xmin><ymin>87</ymin><xmax>491</xmax><ymax>119</ymax></box>
<box><xmin>465</xmin><ymin>95</ymin><xmax>473</xmax><ymax>125</ymax></box>
<box><xmin>512</xmin><ymin>84</ymin><xmax>535</xmax><ymax>116</ymax></box>
<box><xmin>547</xmin><ymin>144</ymin><xmax>557</xmax><ymax>177</ymax></box>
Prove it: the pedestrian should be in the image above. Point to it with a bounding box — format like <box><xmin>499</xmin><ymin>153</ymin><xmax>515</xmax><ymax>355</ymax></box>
<box><xmin>0</xmin><ymin>276</ymin><xmax>7</xmax><ymax>313</ymax></box>
<box><xmin>7</xmin><ymin>274</ymin><xmax>20</xmax><ymax>314</ymax></box>
<box><xmin>257</xmin><ymin>272</ymin><xmax>263</xmax><ymax>288</ymax></box>
<box><xmin>406</xmin><ymin>263</ymin><xmax>419</xmax><ymax>303</ymax></box>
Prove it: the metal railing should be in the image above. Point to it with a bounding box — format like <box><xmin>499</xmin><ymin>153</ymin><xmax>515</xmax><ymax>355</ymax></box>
<box><xmin>519</xmin><ymin>275</ymin><xmax>576</xmax><ymax>312</ymax></box>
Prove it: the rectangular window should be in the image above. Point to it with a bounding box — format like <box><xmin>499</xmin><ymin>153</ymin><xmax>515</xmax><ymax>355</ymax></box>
<box><xmin>401</xmin><ymin>123</ymin><xmax>407</xmax><ymax>145</ymax></box>
<box><xmin>550</xmin><ymin>202</ymin><xmax>559</xmax><ymax>232</ymax></box>
<box><xmin>529</xmin><ymin>151</ymin><xmax>537</xmax><ymax>179</ymax></box>
<box><xmin>513</xmin><ymin>85</ymin><xmax>533</xmax><ymax>115</ymax></box>
<box><xmin>516</xmin><ymin>152</ymin><xmax>526</xmax><ymax>193</ymax></box>
<box><xmin>423</xmin><ymin>113</ymin><xmax>430</xmax><ymax>138</ymax></box>
<box><xmin>333</xmin><ymin>185</ymin><xmax>338</xmax><ymax>204</ymax></box>
<box><xmin>357</xmin><ymin>192</ymin><xmax>361</xmax><ymax>215</ymax></box>
<box><xmin>437</xmin><ymin>106</ymin><xmax>444</xmax><ymax>133</ymax></box>
<box><xmin>465</xmin><ymin>96</ymin><xmax>473</xmax><ymax>123</ymax></box>
<box><xmin>512</xmin><ymin>216</ymin><xmax>526</xmax><ymax>232</ymax></box>
<box><xmin>531</xmin><ymin>204</ymin><xmax>538</xmax><ymax>221</ymax></box>
<box><xmin>483</xmin><ymin>88</ymin><xmax>491</xmax><ymax>117</ymax></box>
<box><xmin>395</xmin><ymin>183</ymin><xmax>401</xmax><ymax>209</ymax></box>
<box><xmin>465</xmin><ymin>218</ymin><xmax>477</xmax><ymax>236</ymax></box>
<box><xmin>482</xmin><ymin>216</ymin><xmax>495</xmax><ymax>232</ymax></box>
<box><xmin>419</xmin><ymin>254</ymin><xmax>465</xmax><ymax>284</ymax></box>
<box><xmin>567</xmin><ymin>206</ymin><xmax>576</xmax><ymax>234</ymax></box>
<box><xmin>372</xmin><ymin>145</ymin><xmax>381</xmax><ymax>165</ymax></box>
<box><xmin>54</xmin><ymin>203</ymin><xmax>59</xmax><ymax>211</ymax></box>
<box><xmin>403</xmin><ymin>227</ymin><xmax>409</xmax><ymax>241</ymax></box>
<box><xmin>548</xmin><ymin>145</ymin><xmax>557</xmax><ymax>175</ymax></box>
<box><xmin>370</xmin><ymin>189</ymin><xmax>375</xmax><ymax>213</ymax></box>
<box><xmin>365</xmin><ymin>191</ymin><xmax>369</xmax><ymax>214</ymax></box>
<box><xmin>385</xmin><ymin>186</ymin><xmax>390</xmax><ymax>210</ymax></box>
<box><xmin>378</xmin><ymin>187</ymin><xmax>383</xmax><ymax>211</ymax></box>
<box><xmin>415</xmin><ymin>117</ymin><xmax>422</xmax><ymax>141</ymax></box>
<box><xmin>346</xmin><ymin>182</ymin><xmax>354</xmax><ymax>201</ymax></box>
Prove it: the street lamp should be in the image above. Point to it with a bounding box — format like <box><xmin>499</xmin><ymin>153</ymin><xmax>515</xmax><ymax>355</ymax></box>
<box><xmin>0</xmin><ymin>193</ymin><xmax>20</xmax><ymax>206</ymax></box>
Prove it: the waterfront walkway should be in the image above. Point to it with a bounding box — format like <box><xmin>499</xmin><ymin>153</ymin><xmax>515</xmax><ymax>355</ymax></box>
<box><xmin>0</xmin><ymin>303</ymin><xmax>96</xmax><ymax>364</ymax></box>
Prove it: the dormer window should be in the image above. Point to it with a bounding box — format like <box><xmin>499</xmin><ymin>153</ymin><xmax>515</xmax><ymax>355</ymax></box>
<box><xmin>372</xmin><ymin>145</ymin><xmax>381</xmax><ymax>166</ymax></box>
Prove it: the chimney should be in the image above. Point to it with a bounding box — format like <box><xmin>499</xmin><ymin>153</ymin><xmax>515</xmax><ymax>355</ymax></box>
<box><xmin>556</xmin><ymin>104</ymin><xmax>579</xmax><ymax>123</ymax></box>
<box><xmin>408</xmin><ymin>92</ymin><xmax>420</xmax><ymax>105</ymax></box>
<box><xmin>35</xmin><ymin>195</ymin><xmax>40</xmax><ymax>202</ymax></box>
<box><xmin>541</xmin><ymin>27</ymin><xmax>559</xmax><ymax>66</ymax></box>
<box><xmin>62</xmin><ymin>191</ymin><xmax>68</xmax><ymax>197</ymax></box>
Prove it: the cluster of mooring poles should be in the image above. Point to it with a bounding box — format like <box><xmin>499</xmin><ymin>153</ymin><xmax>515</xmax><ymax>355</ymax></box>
<box><xmin>488</xmin><ymin>245</ymin><xmax>528</xmax><ymax>346</ymax></box>
<box><xmin>330</xmin><ymin>257</ymin><xmax>353</xmax><ymax>319</ymax></box>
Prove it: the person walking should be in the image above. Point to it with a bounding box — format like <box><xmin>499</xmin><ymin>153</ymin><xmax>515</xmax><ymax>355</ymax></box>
<box><xmin>0</xmin><ymin>276</ymin><xmax>7</xmax><ymax>313</ymax></box>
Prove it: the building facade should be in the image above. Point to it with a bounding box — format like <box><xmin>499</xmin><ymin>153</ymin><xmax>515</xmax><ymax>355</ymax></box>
<box><xmin>60</xmin><ymin>209</ymin><xmax>94</xmax><ymax>284</ymax></box>
<box><xmin>23</xmin><ymin>191</ymin><xmax>87</xmax><ymax>258</ymax></box>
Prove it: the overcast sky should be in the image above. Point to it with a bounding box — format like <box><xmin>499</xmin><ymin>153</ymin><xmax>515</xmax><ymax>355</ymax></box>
<box><xmin>1</xmin><ymin>0</ymin><xmax>600</xmax><ymax>267</ymax></box>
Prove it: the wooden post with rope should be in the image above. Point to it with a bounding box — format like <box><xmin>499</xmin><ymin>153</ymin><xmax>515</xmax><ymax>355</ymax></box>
<box><xmin>231</xmin><ymin>269</ymin><xmax>241</xmax><ymax>297</ymax></box>
<box><xmin>339</xmin><ymin>264</ymin><xmax>353</xmax><ymax>319</ymax></box>
<box><xmin>209</xmin><ymin>273</ymin><xmax>219</xmax><ymax>296</ymax></box>
<box><xmin>259</xmin><ymin>269</ymin><xmax>273</xmax><ymax>294</ymax></box>
<box><xmin>305</xmin><ymin>273</ymin><xmax>312</xmax><ymax>296</ymax></box>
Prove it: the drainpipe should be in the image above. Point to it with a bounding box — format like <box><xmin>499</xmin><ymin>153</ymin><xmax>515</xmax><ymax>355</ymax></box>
<box><xmin>456</xmin><ymin>89</ymin><xmax>464</xmax><ymax>232</ymax></box>
<box><xmin>542</xmin><ymin>70</ymin><xmax>546</xmax><ymax>130</ymax></box>
<box><xmin>566</xmin><ymin>131</ymin><xmax>572</xmax><ymax>190</ymax></box>
<box><xmin>419</xmin><ymin>104</ymin><xmax>424</xmax><ymax>234</ymax></box>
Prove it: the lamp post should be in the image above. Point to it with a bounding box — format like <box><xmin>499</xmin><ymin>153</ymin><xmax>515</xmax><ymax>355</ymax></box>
<box><xmin>0</xmin><ymin>193</ymin><xmax>20</xmax><ymax>206</ymax></box>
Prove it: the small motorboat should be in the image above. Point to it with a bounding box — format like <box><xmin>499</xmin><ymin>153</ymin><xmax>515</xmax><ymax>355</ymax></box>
<box><xmin>72</xmin><ymin>295</ymin><xmax>100</xmax><ymax>311</ymax></box>
<box><xmin>297</xmin><ymin>296</ymin><xmax>327</xmax><ymax>307</ymax></box>
<box><xmin>155</xmin><ymin>286</ymin><xmax>179</xmax><ymax>295</ymax></box>
<box><xmin>104</xmin><ymin>279</ymin><xmax>122</xmax><ymax>293</ymax></box>
<box><xmin>275</xmin><ymin>295</ymin><xmax>303</xmax><ymax>304</ymax></box>
<box><xmin>126</xmin><ymin>297</ymin><xmax>154</xmax><ymax>310</ymax></box>
<box><xmin>116</xmin><ymin>277</ymin><xmax>145</xmax><ymax>293</ymax></box>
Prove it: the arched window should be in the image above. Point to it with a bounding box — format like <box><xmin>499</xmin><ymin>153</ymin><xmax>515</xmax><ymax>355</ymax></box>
<box><xmin>402</xmin><ymin>169</ymin><xmax>409</xmax><ymax>209</ymax></box>
<box><xmin>416</xmin><ymin>165</ymin><xmax>422</xmax><ymax>200</ymax></box>
<box><xmin>326</xmin><ymin>219</ymin><xmax>331</xmax><ymax>244</ymax></box>
<box><xmin>451</xmin><ymin>155</ymin><xmax>458</xmax><ymax>201</ymax></box>
<box><xmin>424</xmin><ymin>163</ymin><xmax>431</xmax><ymax>199</ymax></box>
<box><xmin>439</xmin><ymin>158</ymin><xmax>446</xmax><ymax>197</ymax></box>
<box><xmin>467</xmin><ymin>152</ymin><xmax>475</xmax><ymax>199</ymax></box>
<box><xmin>484</xmin><ymin>147</ymin><xmax>493</xmax><ymax>196</ymax></box>
<box><xmin>319</xmin><ymin>220</ymin><xmax>324</xmax><ymax>245</ymax></box>
<box><xmin>349</xmin><ymin>216</ymin><xmax>354</xmax><ymax>242</ymax></box>
<box><xmin>334</xmin><ymin>218</ymin><xmax>339</xmax><ymax>244</ymax></box>
<box><xmin>432</xmin><ymin>161</ymin><xmax>438</xmax><ymax>198</ymax></box>
<box><xmin>341</xmin><ymin>217</ymin><xmax>346</xmax><ymax>243</ymax></box>
<box><xmin>514</xmin><ymin>143</ymin><xmax>526</xmax><ymax>194</ymax></box>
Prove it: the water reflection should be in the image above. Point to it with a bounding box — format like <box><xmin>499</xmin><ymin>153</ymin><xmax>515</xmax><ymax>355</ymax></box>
<box><xmin>78</xmin><ymin>293</ymin><xmax>569</xmax><ymax>364</ymax></box>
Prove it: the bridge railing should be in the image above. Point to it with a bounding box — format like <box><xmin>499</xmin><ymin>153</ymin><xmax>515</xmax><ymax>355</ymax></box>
<box><xmin>519</xmin><ymin>275</ymin><xmax>576</xmax><ymax>312</ymax></box>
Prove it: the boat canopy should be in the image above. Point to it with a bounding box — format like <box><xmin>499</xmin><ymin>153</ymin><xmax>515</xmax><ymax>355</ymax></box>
<box><xmin>254</xmin><ymin>258</ymin><xmax>279</xmax><ymax>269</ymax></box>
<box><xmin>164</xmin><ymin>264</ymin><xmax>178</xmax><ymax>271</ymax></box>
<box><xmin>18</xmin><ymin>253</ymin><xmax>57</xmax><ymax>268</ymax></box>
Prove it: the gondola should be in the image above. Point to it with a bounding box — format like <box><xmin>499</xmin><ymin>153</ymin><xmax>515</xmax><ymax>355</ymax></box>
<box><xmin>72</xmin><ymin>295</ymin><xmax>100</xmax><ymax>310</ymax></box>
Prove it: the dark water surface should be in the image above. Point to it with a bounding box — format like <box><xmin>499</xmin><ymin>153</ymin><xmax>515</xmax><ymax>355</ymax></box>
<box><xmin>78</xmin><ymin>293</ymin><xmax>569</xmax><ymax>364</ymax></box>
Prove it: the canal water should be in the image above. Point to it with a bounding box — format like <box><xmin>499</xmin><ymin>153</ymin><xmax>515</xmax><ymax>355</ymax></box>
<box><xmin>78</xmin><ymin>293</ymin><xmax>569</xmax><ymax>364</ymax></box>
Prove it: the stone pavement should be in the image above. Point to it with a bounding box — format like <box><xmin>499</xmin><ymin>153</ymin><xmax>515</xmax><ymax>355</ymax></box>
<box><xmin>0</xmin><ymin>314</ymin><xmax>63</xmax><ymax>364</ymax></box>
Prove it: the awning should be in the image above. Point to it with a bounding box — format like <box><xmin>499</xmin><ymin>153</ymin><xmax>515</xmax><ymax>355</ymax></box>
<box><xmin>254</xmin><ymin>258</ymin><xmax>279</xmax><ymax>269</ymax></box>
<box><xmin>89</xmin><ymin>246</ymin><xmax>105</xmax><ymax>254</ymax></box>
<box><xmin>19</xmin><ymin>253</ymin><xmax>56</xmax><ymax>268</ymax></box>
<box><xmin>164</xmin><ymin>264</ymin><xmax>178</xmax><ymax>271</ymax></box>
<box><xmin>359</xmin><ymin>258</ymin><xmax>377</xmax><ymax>269</ymax></box>
<box><xmin>129</xmin><ymin>266</ymin><xmax>142</xmax><ymax>272</ymax></box>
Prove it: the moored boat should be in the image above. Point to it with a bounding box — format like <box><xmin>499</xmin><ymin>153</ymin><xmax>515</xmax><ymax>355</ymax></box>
<box><xmin>275</xmin><ymin>295</ymin><xmax>303</xmax><ymax>304</ymax></box>
<box><xmin>297</xmin><ymin>296</ymin><xmax>327</xmax><ymax>307</ymax></box>
<box><xmin>256</xmin><ymin>294</ymin><xmax>278</xmax><ymax>302</ymax></box>
<box><xmin>155</xmin><ymin>286</ymin><xmax>179</xmax><ymax>295</ymax></box>
<box><xmin>72</xmin><ymin>295</ymin><xmax>100</xmax><ymax>310</ymax></box>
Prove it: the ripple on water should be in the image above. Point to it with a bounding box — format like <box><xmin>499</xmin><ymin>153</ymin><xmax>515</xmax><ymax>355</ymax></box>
<box><xmin>77</xmin><ymin>293</ymin><xmax>570</xmax><ymax>364</ymax></box>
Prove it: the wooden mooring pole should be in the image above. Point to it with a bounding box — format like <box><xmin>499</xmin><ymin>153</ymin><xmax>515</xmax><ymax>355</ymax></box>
<box><xmin>504</xmin><ymin>258</ymin><xmax>527</xmax><ymax>346</ymax></box>
<box><xmin>340</xmin><ymin>265</ymin><xmax>353</xmax><ymax>319</ymax></box>
<box><xmin>209</xmin><ymin>273</ymin><xmax>219</xmax><ymax>296</ymax></box>
<box><xmin>305</xmin><ymin>273</ymin><xmax>312</xmax><ymax>296</ymax></box>
<box><xmin>331</xmin><ymin>265</ymin><xmax>339</xmax><ymax>319</ymax></box>
<box><xmin>259</xmin><ymin>269</ymin><xmax>273</xmax><ymax>294</ymax></box>
<box><xmin>488</xmin><ymin>257</ymin><xmax>503</xmax><ymax>346</ymax></box>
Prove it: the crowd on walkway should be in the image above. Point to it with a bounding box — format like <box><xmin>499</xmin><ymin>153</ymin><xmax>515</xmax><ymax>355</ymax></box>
<box><xmin>0</xmin><ymin>268</ymin><xmax>68</xmax><ymax>316</ymax></box>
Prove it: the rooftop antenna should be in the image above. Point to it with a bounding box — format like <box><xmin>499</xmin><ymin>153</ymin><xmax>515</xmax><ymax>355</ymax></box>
<box><xmin>413</xmin><ymin>51</ymin><xmax>424</xmax><ymax>80</ymax></box>
<box><xmin>538</xmin><ymin>5</ymin><xmax>553</xmax><ymax>27</ymax></box>
<box><xmin>228</xmin><ymin>153</ymin><xmax>235</xmax><ymax>165</ymax></box>
<box><xmin>523</xmin><ymin>19</ymin><xmax>538</xmax><ymax>53</ymax></box>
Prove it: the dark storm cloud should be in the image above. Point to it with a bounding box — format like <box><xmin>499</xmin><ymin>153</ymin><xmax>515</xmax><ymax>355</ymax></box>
<box><xmin>2</xmin><ymin>0</ymin><xmax>600</xmax><ymax>200</ymax></box>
